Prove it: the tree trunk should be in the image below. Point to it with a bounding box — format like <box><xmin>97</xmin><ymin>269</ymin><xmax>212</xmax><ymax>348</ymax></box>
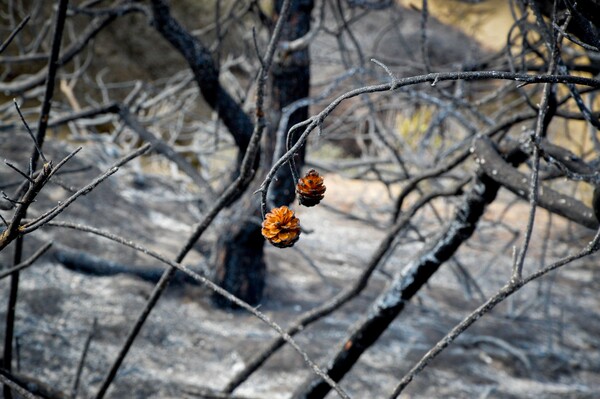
<box><xmin>212</xmin><ymin>200</ymin><xmax>267</xmax><ymax>308</ymax></box>
<box><xmin>212</xmin><ymin>0</ymin><xmax>313</xmax><ymax>308</ymax></box>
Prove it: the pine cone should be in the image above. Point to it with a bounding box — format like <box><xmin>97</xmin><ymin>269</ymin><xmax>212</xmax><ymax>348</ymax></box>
<box><xmin>296</xmin><ymin>169</ymin><xmax>326</xmax><ymax>207</ymax></box>
<box><xmin>261</xmin><ymin>206</ymin><xmax>301</xmax><ymax>248</ymax></box>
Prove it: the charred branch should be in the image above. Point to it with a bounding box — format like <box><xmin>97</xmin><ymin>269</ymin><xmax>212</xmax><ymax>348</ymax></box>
<box><xmin>474</xmin><ymin>136</ymin><xmax>598</xmax><ymax>229</ymax></box>
<box><xmin>292</xmin><ymin>146</ymin><xmax>527</xmax><ymax>399</ymax></box>
<box><xmin>149</xmin><ymin>0</ymin><xmax>254</xmax><ymax>159</ymax></box>
<box><xmin>223</xmin><ymin>180</ymin><xmax>467</xmax><ymax>393</ymax></box>
<box><xmin>0</xmin><ymin>14</ymin><xmax>120</xmax><ymax>94</ymax></box>
<box><xmin>118</xmin><ymin>106</ymin><xmax>217</xmax><ymax>201</ymax></box>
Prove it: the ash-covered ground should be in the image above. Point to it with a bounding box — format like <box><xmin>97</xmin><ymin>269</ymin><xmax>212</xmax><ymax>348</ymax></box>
<box><xmin>1</xmin><ymin>133</ymin><xmax>600</xmax><ymax>398</ymax></box>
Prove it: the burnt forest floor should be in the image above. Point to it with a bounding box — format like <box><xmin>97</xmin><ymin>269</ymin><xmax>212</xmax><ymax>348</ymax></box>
<box><xmin>1</xmin><ymin>133</ymin><xmax>600</xmax><ymax>399</ymax></box>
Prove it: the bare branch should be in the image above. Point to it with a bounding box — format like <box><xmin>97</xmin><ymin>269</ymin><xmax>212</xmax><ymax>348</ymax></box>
<box><xmin>389</xmin><ymin>226</ymin><xmax>600</xmax><ymax>397</ymax></box>
<box><xmin>21</xmin><ymin>144</ymin><xmax>150</xmax><ymax>234</ymax></box>
<box><xmin>40</xmin><ymin>220</ymin><xmax>350</xmax><ymax>399</ymax></box>
<box><xmin>473</xmin><ymin>136</ymin><xmax>597</xmax><ymax>230</ymax></box>
<box><xmin>0</xmin><ymin>15</ymin><xmax>30</xmax><ymax>54</ymax></box>
<box><xmin>0</xmin><ymin>242</ymin><xmax>52</xmax><ymax>280</ymax></box>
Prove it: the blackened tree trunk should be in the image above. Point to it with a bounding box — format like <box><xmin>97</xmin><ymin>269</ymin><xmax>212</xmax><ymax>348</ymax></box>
<box><xmin>213</xmin><ymin>196</ymin><xmax>267</xmax><ymax>307</ymax></box>
<box><xmin>212</xmin><ymin>0</ymin><xmax>313</xmax><ymax>308</ymax></box>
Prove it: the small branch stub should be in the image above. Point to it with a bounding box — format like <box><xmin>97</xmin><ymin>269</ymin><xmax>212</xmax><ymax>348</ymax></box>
<box><xmin>261</xmin><ymin>206</ymin><xmax>301</xmax><ymax>248</ymax></box>
<box><xmin>296</xmin><ymin>169</ymin><xmax>326</xmax><ymax>207</ymax></box>
<box><xmin>593</xmin><ymin>185</ymin><xmax>600</xmax><ymax>223</ymax></box>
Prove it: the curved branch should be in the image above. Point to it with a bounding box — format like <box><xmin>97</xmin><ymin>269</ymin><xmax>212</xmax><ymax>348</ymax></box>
<box><xmin>474</xmin><ymin>136</ymin><xmax>598</xmax><ymax>230</ymax></box>
<box><xmin>224</xmin><ymin>179</ymin><xmax>468</xmax><ymax>393</ymax></box>
<box><xmin>259</xmin><ymin>70</ymin><xmax>600</xmax><ymax>210</ymax></box>
<box><xmin>149</xmin><ymin>0</ymin><xmax>254</xmax><ymax>155</ymax></box>
<box><xmin>39</xmin><ymin>220</ymin><xmax>349</xmax><ymax>399</ymax></box>
<box><xmin>291</xmin><ymin>151</ymin><xmax>525</xmax><ymax>398</ymax></box>
<box><xmin>390</xmin><ymin>225</ymin><xmax>600</xmax><ymax>397</ymax></box>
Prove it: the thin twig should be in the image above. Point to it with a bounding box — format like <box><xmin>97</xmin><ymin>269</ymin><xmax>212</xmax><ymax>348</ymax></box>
<box><xmin>13</xmin><ymin>100</ymin><xmax>47</xmax><ymax>164</ymax></box>
<box><xmin>0</xmin><ymin>162</ymin><xmax>53</xmax><ymax>252</ymax></box>
<box><xmin>513</xmin><ymin>43</ymin><xmax>558</xmax><ymax>282</ymax></box>
<box><xmin>0</xmin><ymin>242</ymin><xmax>52</xmax><ymax>280</ymax></box>
<box><xmin>0</xmin><ymin>15</ymin><xmax>30</xmax><ymax>54</ymax></box>
<box><xmin>21</xmin><ymin>144</ymin><xmax>150</xmax><ymax>234</ymax></box>
<box><xmin>39</xmin><ymin>220</ymin><xmax>349</xmax><ymax>399</ymax></box>
<box><xmin>71</xmin><ymin>318</ymin><xmax>97</xmax><ymax>399</ymax></box>
<box><xmin>389</xmin><ymin>227</ymin><xmax>600</xmax><ymax>397</ymax></box>
<box><xmin>3</xmin><ymin>161</ymin><xmax>34</xmax><ymax>184</ymax></box>
<box><xmin>258</xmin><ymin>70</ymin><xmax>600</xmax><ymax>212</ymax></box>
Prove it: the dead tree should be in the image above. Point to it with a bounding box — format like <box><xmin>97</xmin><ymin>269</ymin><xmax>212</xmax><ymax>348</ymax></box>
<box><xmin>212</xmin><ymin>0</ymin><xmax>313</xmax><ymax>307</ymax></box>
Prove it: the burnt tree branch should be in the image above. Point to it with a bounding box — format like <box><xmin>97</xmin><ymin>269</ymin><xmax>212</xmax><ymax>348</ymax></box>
<box><xmin>3</xmin><ymin>3</ymin><xmax>70</xmax><ymax>396</ymax></box>
<box><xmin>390</xmin><ymin>224</ymin><xmax>600</xmax><ymax>397</ymax></box>
<box><xmin>42</xmin><ymin>216</ymin><xmax>350</xmax><ymax>399</ymax></box>
<box><xmin>118</xmin><ymin>106</ymin><xmax>217</xmax><ymax>201</ymax></box>
<box><xmin>150</xmin><ymin>0</ymin><xmax>254</xmax><ymax>160</ymax></box>
<box><xmin>0</xmin><ymin>13</ymin><xmax>122</xmax><ymax>94</ymax></box>
<box><xmin>259</xmin><ymin>70</ymin><xmax>600</xmax><ymax>208</ymax></box>
<box><xmin>292</xmin><ymin>144</ymin><xmax>528</xmax><ymax>399</ymax></box>
<box><xmin>474</xmin><ymin>136</ymin><xmax>598</xmax><ymax>229</ymax></box>
<box><xmin>223</xmin><ymin>179</ymin><xmax>468</xmax><ymax>393</ymax></box>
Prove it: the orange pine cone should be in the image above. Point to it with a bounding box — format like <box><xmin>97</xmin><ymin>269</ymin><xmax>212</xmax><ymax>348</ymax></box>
<box><xmin>296</xmin><ymin>169</ymin><xmax>326</xmax><ymax>207</ymax></box>
<box><xmin>261</xmin><ymin>206</ymin><xmax>301</xmax><ymax>248</ymax></box>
